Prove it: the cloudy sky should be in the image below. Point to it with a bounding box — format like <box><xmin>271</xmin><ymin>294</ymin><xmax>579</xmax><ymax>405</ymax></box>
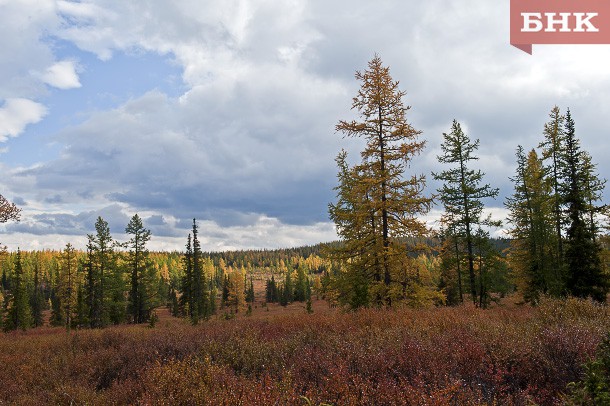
<box><xmin>1</xmin><ymin>0</ymin><xmax>609</xmax><ymax>251</ymax></box>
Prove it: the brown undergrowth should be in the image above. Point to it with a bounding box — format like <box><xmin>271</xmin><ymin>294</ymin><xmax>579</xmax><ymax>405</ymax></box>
<box><xmin>0</xmin><ymin>297</ymin><xmax>608</xmax><ymax>405</ymax></box>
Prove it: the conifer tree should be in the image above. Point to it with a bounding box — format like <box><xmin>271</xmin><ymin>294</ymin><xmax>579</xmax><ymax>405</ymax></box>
<box><xmin>562</xmin><ymin>110</ymin><xmax>608</xmax><ymax>301</ymax></box>
<box><xmin>125</xmin><ymin>214</ymin><xmax>153</xmax><ymax>323</ymax></box>
<box><xmin>86</xmin><ymin>217</ymin><xmax>115</xmax><ymax>327</ymax></box>
<box><xmin>281</xmin><ymin>270</ymin><xmax>293</xmax><ymax>306</ymax></box>
<box><xmin>180</xmin><ymin>234</ymin><xmax>193</xmax><ymax>315</ymax></box>
<box><xmin>31</xmin><ymin>260</ymin><xmax>44</xmax><ymax>327</ymax></box>
<box><xmin>506</xmin><ymin>147</ymin><xmax>556</xmax><ymax>301</ymax></box>
<box><xmin>437</xmin><ymin>224</ymin><xmax>464</xmax><ymax>306</ymax></box>
<box><xmin>227</xmin><ymin>268</ymin><xmax>246</xmax><ymax>313</ymax></box>
<box><xmin>84</xmin><ymin>239</ymin><xmax>96</xmax><ymax>327</ymax></box>
<box><xmin>221</xmin><ymin>274</ymin><xmax>229</xmax><ymax>308</ymax></box>
<box><xmin>209</xmin><ymin>285</ymin><xmax>217</xmax><ymax>315</ymax></box>
<box><xmin>5</xmin><ymin>249</ymin><xmax>32</xmax><ymax>331</ymax></box>
<box><xmin>539</xmin><ymin>106</ymin><xmax>566</xmax><ymax>275</ymax></box>
<box><xmin>294</xmin><ymin>266</ymin><xmax>308</xmax><ymax>302</ymax></box>
<box><xmin>329</xmin><ymin>55</ymin><xmax>432</xmax><ymax>307</ymax></box>
<box><xmin>190</xmin><ymin>219</ymin><xmax>208</xmax><ymax>323</ymax></box>
<box><xmin>75</xmin><ymin>282</ymin><xmax>88</xmax><ymax>327</ymax></box>
<box><xmin>580</xmin><ymin>151</ymin><xmax>607</xmax><ymax>243</ymax></box>
<box><xmin>433</xmin><ymin>120</ymin><xmax>500</xmax><ymax>306</ymax></box>
<box><xmin>58</xmin><ymin>243</ymin><xmax>78</xmax><ymax>330</ymax></box>
<box><xmin>246</xmin><ymin>277</ymin><xmax>255</xmax><ymax>303</ymax></box>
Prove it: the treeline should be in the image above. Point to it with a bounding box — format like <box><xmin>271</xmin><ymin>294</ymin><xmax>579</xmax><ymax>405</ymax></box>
<box><xmin>325</xmin><ymin>55</ymin><xmax>609</xmax><ymax>309</ymax></box>
<box><xmin>0</xmin><ymin>217</ymin><xmax>329</xmax><ymax>330</ymax></box>
<box><xmin>0</xmin><ymin>215</ymin><xmax>172</xmax><ymax>331</ymax></box>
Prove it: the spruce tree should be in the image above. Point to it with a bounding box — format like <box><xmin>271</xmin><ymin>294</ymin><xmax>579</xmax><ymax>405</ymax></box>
<box><xmin>562</xmin><ymin>110</ymin><xmax>608</xmax><ymax>301</ymax></box>
<box><xmin>31</xmin><ymin>260</ymin><xmax>44</xmax><ymax>327</ymax></box>
<box><xmin>180</xmin><ymin>234</ymin><xmax>193</xmax><ymax>316</ymax></box>
<box><xmin>86</xmin><ymin>217</ymin><xmax>115</xmax><ymax>327</ymax></box>
<box><xmin>5</xmin><ymin>249</ymin><xmax>32</xmax><ymax>331</ymax></box>
<box><xmin>190</xmin><ymin>219</ymin><xmax>208</xmax><ymax>323</ymax></box>
<box><xmin>125</xmin><ymin>214</ymin><xmax>153</xmax><ymax>323</ymax></box>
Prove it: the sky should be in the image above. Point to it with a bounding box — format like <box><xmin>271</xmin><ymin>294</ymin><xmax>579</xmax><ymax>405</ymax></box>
<box><xmin>1</xmin><ymin>0</ymin><xmax>609</xmax><ymax>252</ymax></box>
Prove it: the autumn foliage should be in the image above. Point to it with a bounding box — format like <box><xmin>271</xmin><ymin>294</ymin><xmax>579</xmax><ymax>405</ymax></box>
<box><xmin>0</xmin><ymin>297</ymin><xmax>607</xmax><ymax>405</ymax></box>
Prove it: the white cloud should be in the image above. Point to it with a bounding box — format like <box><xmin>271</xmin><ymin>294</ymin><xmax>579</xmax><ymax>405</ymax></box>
<box><xmin>2</xmin><ymin>0</ymin><xmax>610</xmax><ymax>251</ymax></box>
<box><xmin>0</xmin><ymin>98</ymin><xmax>47</xmax><ymax>141</ymax></box>
<box><xmin>41</xmin><ymin>60</ymin><xmax>81</xmax><ymax>89</ymax></box>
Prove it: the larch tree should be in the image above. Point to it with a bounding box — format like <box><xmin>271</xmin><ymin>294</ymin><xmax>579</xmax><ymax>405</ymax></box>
<box><xmin>506</xmin><ymin>147</ymin><xmax>556</xmax><ymax>301</ymax></box>
<box><xmin>125</xmin><ymin>214</ymin><xmax>153</xmax><ymax>324</ymax></box>
<box><xmin>227</xmin><ymin>268</ymin><xmax>246</xmax><ymax>313</ymax></box>
<box><xmin>0</xmin><ymin>195</ymin><xmax>20</xmax><ymax>224</ymax></box>
<box><xmin>329</xmin><ymin>55</ymin><xmax>433</xmax><ymax>308</ymax></box>
<box><xmin>539</xmin><ymin>106</ymin><xmax>566</xmax><ymax>276</ymax></box>
<box><xmin>433</xmin><ymin>120</ymin><xmax>500</xmax><ymax>306</ymax></box>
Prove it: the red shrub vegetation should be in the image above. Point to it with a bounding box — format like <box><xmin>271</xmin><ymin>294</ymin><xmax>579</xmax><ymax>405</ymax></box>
<box><xmin>0</xmin><ymin>297</ymin><xmax>608</xmax><ymax>405</ymax></box>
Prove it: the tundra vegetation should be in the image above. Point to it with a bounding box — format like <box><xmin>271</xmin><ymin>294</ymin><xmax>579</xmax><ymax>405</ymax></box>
<box><xmin>0</xmin><ymin>56</ymin><xmax>609</xmax><ymax>404</ymax></box>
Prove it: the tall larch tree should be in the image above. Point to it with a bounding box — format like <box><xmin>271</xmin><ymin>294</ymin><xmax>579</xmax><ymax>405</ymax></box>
<box><xmin>506</xmin><ymin>147</ymin><xmax>556</xmax><ymax>301</ymax></box>
<box><xmin>562</xmin><ymin>109</ymin><xmax>608</xmax><ymax>301</ymax></box>
<box><xmin>31</xmin><ymin>259</ymin><xmax>45</xmax><ymax>327</ymax></box>
<box><xmin>433</xmin><ymin>120</ymin><xmax>500</xmax><ymax>306</ymax></box>
<box><xmin>539</xmin><ymin>106</ymin><xmax>566</xmax><ymax>277</ymax></box>
<box><xmin>329</xmin><ymin>55</ymin><xmax>433</xmax><ymax>307</ymax></box>
<box><xmin>327</xmin><ymin>151</ymin><xmax>375</xmax><ymax>308</ymax></box>
<box><xmin>125</xmin><ymin>214</ymin><xmax>153</xmax><ymax>324</ymax></box>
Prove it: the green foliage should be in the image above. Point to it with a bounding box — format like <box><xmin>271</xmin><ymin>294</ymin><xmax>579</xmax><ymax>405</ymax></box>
<box><xmin>567</xmin><ymin>332</ymin><xmax>610</xmax><ymax>405</ymax></box>
<box><xmin>508</xmin><ymin>107</ymin><xmax>608</xmax><ymax>303</ymax></box>
<box><xmin>4</xmin><ymin>249</ymin><xmax>32</xmax><ymax>331</ymax></box>
<box><xmin>434</xmin><ymin>120</ymin><xmax>500</xmax><ymax>307</ymax></box>
<box><xmin>563</xmin><ymin>110</ymin><xmax>609</xmax><ymax>302</ymax></box>
<box><xmin>125</xmin><ymin>214</ymin><xmax>155</xmax><ymax>324</ymax></box>
<box><xmin>328</xmin><ymin>56</ymin><xmax>432</xmax><ymax>308</ymax></box>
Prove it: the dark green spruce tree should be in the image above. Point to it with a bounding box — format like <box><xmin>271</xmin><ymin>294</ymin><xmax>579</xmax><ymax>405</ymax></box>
<box><xmin>31</xmin><ymin>259</ymin><xmax>44</xmax><ymax>327</ymax></box>
<box><xmin>562</xmin><ymin>109</ymin><xmax>608</xmax><ymax>301</ymax></box>
<box><xmin>180</xmin><ymin>234</ymin><xmax>193</xmax><ymax>316</ymax></box>
<box><xmin>86</xmin><ymin>217</ymin><xmax>116</xmax><ymax>327</ymax></box>
<box><xmin>5</xmin><ymin>249</ymin><xmax>32</xmax><ymax>331</ymax></box>
<box><xmin>125</xmin><ymin>214</ymin><xmax>154</xmax><ymax>324</ymax></box>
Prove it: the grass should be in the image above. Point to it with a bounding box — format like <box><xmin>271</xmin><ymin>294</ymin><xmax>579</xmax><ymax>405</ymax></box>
<box><xmin>0</xmin><ymin>297</ymin><xmax>608</xmax><ymax>405</ymax></box>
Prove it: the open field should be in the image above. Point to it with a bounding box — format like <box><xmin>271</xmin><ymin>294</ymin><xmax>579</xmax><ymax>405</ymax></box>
<box><xmin>0</xmin><ymin>297</ymin><xmax>608</xmax><ymax>405</ymax></box>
